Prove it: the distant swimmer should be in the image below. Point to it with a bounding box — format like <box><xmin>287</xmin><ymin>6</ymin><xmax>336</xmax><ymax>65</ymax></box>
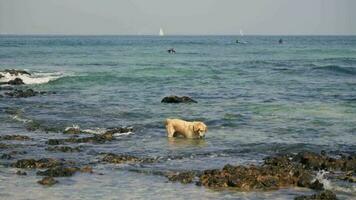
<box><xmin>236</xmin><ymin>39</ymin><xmax>239</xmax><ymax>44</ymax></box>
<box><xmin>279</xmin><ymin>38</ymin><xmax>283</xmax><ymax>44</ymax></box>
<box><xmin>167</xmin><ymin>48</ymin><xmax>176</xmax><ymax>54</ymax></box>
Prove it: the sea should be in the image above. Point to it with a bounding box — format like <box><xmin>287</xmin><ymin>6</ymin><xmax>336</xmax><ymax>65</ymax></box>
<box><xmin>0</xmin><ymin>35</ymin><xmax>355</xmax><ymax>199</ymax></box>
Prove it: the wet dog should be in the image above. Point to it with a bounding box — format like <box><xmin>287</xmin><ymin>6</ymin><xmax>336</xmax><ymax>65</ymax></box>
<box><xmin>165</xmin><ymin>118</ymin><xmax>207</xmax><ymax>139</ymax></box>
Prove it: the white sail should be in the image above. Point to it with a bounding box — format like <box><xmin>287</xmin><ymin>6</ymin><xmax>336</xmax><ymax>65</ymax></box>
<box><xmin>240</xmin><ymin>29</ymin><xmax>244</xmax><ymax>36</ymax></box>
<box><xmin>159</xmin><ymin>28</ymin><xmax>164</xmax><ymax>36</ymax></box>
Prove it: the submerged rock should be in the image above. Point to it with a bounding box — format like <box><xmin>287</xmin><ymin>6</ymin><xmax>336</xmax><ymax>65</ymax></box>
<box><xmin>63</xmin><ymin>126</ymin><xmax>81</xmax><ymax>134</ymax></box>
<box><xmin>0</xmin><ymin>135</ymin><xmax>30</xmax><ymax>141</ymax></box>
<box><xmin>47</xmin><ymin>132</ymin><xmax>116</xmax><ymax>145</ymax></box>
<box><xmin>102</xmin><ymin>153</ymin><xmax>142</xmax><ymax>164</ymax></box>
<box><xmin>46</xmin><ymin>146</ymin><xmax>82</xmax><ymax>153</ymax></box>
<box><xmin>11</xmin><ymin>158</ymin><xmax>62</xmax><ymax>169</ymax></box>
<box><xmin>161</xmin><ymin>96</ymin><xmax>197</xmax><ymax>103</ymax></box>
<box><xmin>37</xmin><ymin>166</ymin><xmax>79</xmax><ymax>177</ymax></box>
<box><xmin>1</xmin><ymin>153</ymin><xmax>13</xmax><ymax>160</ymax></box>
<box><xmin>102</xmin><ymin>153</ymin><xmax>155</xmax><ymax>164</ymax></box>
<box><xmin>37</xmin><ymin>177</ymin><xmax>59</xmax><ymax>186</ymax></box>
<box><xmin>5</xmin><ymin>89</ymin><xmax>38</xmax><ymax>98</ymax></box>
<box><xmin>16</xmin><ymin>170</ymin><xmax>27</xmax><ymax>176</ymax></box>
<box><xmin>294</xmin><ymin>190</ymin><xmax>338</xmax><ymax>200</ymax></box>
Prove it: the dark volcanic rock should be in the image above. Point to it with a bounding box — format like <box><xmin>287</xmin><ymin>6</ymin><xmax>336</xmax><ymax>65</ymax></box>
<box><xmin>3</xmin><ymin>69</ymin><xmax>31</xmax><ymax>76</ymax></box>
<box><xmin>11</xmin><ymin>158</ymin><xmax>62</xmax><ymax>169</ymax></box>
<box><xmin>47</xmin><ymin>132</ymin><xmax>116</xmax><ymax>145</ymax></box>
<box><xmin>46</xmin><ymin>146</ymin><xmax>82</xmax><ymax>153</ymax></box>
<box><xmin>294</xmin><ymin>190</ymin><xmax>338</xmax><ymax>200</ymax></box>
<box><xmin>293</xmin><ymin>151</ymin><xmax>356</xmax><ymax>171</ymax></box>
<box><xmin>7</xmin><ymin>78</ymin><xmax>24</xmax><ymax>85</ymax></box>
<box><xmin>102</xmin><ymin>153</ymin><xmax>155</xmax><ymax>164</ymax></box>
<box><xmin>161</xmin><ymin>96</ymin><xmax>197</xmax><ymax>103</ymax></box>
<box><xmin>0</xmin><ymin>135</ymin><xmax>30</xmax><ymax>141</ymax></box>
<box><xmin>38</xmin><ymin>177</ymin><xmax>59</xmax><ymax>186</ymax></box>
<box><xmin>102</xmin><ymin>153</ymin><xmax>142</xmax><ymax>164</ymax></box>
<box><xmin>5</xmin><ymin>89</ymin><xmax>38</xmax><ymax>98</ymax></box>
<box><xmin>167</xmin><ymin>172</ymin><xmax>196</xmax><ymax>184</ymax></box>
<box><xmin>37</xmin><ymin>166</ymin><xmax>79</xmax><ymax>177</ymax></box>
<box><xmin>16</xmin><ymin>170</ymin><xmax>27</xmax><ymax>175</ymax></box>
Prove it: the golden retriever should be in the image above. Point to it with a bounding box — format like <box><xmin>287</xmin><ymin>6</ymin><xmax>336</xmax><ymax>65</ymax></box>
<box><xmin>165</xmin><ymin>118</ymin><xmax>207</xmax><ymax>139</ymax></box>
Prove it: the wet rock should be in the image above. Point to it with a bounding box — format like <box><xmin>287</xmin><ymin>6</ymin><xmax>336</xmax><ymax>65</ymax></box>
<box><xmin>104</xmin><ymin>127</ymin><xmax>134</xmax><ymax>135</ymax></box>
<box><xmin>47</xmin><ymin>132</ymin><xmax>117</xmax><ymax>145</ymax></box>
<box><xmin>161</xmin><ymin>96</ymin><xmax>197</xmax><ymax>103</ymax></box>
<box><xmin>80</xmin><ymin>166</ymin><xmax>93</xmax><ymax>173</ymax></box>
<box><xmin>293</xmin><ymin>151</ymin><xmax>356</xmax><ymax>171</ymax></box>
<box><xmin>46</xmin><ymin>146</ymin><xmax>82</xmax><ymax>153</ymax></box>
<box><xmin>1</xmin><ymin>153</ymin><xmax>13</xmax><ymax>160</ymax></box>
<box><xmin>0</xmin><ymin>135</ymin><xmax>30</xmax><ymax>141</ymax></box>
<box><xmin>167</xmin><ymin>172</ymin><xmax>196</xmax><ymax>184</ymax></box>
<box><xmin>5</xmin><ymin>89</ymin><xmax>38</xmax><ymax>98</ymax></box>
<box><xmin>37</xmin><ymin>177</ymin><xmax>58</xmax><ymax>186</ymax></box>
<box><xmin>294</xmin><ymin>190</ymin><xmax>338</xmax><ymax>200</ymax></box>
<box><xmin>0</xmin><ymin>143</ymin><xmax>10</xmax><ymax>149</ymax></box>
<box><xmin>25</xmin><ymin>120</ymin><xmax>62</xmax><ymax>133</ymax></box>
<box><xmin>16</xmin><ymin>170</ymin><xmax>27</xmax><ymax>175</ymax></box>
<box><xmin>338</xmin><ymin>171</ymin><xmax>356</xmax><ymax>183</ymax></box>
<box><xmin>37</xmin><ymin>166</ymin><xmax>78</xmax><ymax>177</ymax></box>
<box><xmin>2</xmin><ymin>69</ymin><xmax>31</xmax><ymax>76</ymax></box>
<box><xmin>7</xmin><ymin>78</ymin><xmax>24</xmax><ymax>85</ymax></box>
<box><xmin>102</xmin><ymin>153</ymin><xmax>141</xmax><ymax>164</ymax></box>
<box><xmin>11</xmin><ymin>158</ymin><xmax>62</xmax><ymax>169</ymax></box>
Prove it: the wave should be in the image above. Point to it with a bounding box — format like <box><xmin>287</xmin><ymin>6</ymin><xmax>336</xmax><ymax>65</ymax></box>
<box><xmin>312</xmin><ymin>65</ymin><xmax>356</xmax><ymax>75</ymax></box>
<box><xmin>0</xmin><ymin>69</ymin><xmax>64</xmax><ymax>85</ymax></box>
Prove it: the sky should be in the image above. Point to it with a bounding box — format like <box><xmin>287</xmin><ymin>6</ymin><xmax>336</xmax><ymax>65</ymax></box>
<box><xmin>0</xmin><ymin>0</ymin><xmax>355</xmax><ymax>35</ymax></box>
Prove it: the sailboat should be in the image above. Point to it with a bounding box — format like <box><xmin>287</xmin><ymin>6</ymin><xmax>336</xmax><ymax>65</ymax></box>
<box><xmin>236</xmin><ymin>29</ymin><xmax>247</xmax><ymax>44</ymax></box>
<box><xmin>159</xmin><ymin>28</ymin><xmax>164</xmax><ymax>36</ymax></box>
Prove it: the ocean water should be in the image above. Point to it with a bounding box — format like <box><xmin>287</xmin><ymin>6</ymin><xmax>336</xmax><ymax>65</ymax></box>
<box><xmin>0</xmin><ymin>35</ymin><xmax>355</xmax><ymax>199</ymax></box>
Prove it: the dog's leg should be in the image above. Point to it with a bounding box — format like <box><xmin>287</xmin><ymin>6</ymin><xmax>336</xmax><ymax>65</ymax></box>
<box><xmin>166</xmin><ymin>124</ymin><xmax>175</xmax><ymax>138</ymax></box>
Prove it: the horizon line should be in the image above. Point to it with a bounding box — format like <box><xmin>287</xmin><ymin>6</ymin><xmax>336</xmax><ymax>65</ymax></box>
<box><xmin>1</xmin><ymin>33</ymin><xmax>355</xmax><ymax>37</ymax></box>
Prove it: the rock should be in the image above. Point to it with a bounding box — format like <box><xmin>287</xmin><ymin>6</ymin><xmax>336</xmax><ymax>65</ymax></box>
<box><xmin>0</xmin><ymin>143</ymin><xmax>10</xmax><ymax>149</ymax></box>
<box><xmin>11</xmin><ymin>158</ymin><xmax>62</xmax><ymax>169</ymax></box>
<box><xmin>16</xmin><ymin>170</ymin><xmax>27</xmax><ymax>175</ymax></box>
<box><xmin>293</xmin><ymin>151</ymin><xmax>356</xmax><ymax>171</ymax></box>
<box><xmin>37</xmin><ymin>177</ymin><xmax>58</xmax><ymax>186</ymax></box>
<box><xmin>166</xmin><ymin>172</ymin><xmax>196</xmax><ymax>184</ymax></box>
<box><xmin>161</xmin><ymin>96</ymin><xmax>197</xmax><ymax>103</ymax></box>
<box><xmin>47</xmin><ymin>132</ymin><xmax>117</xmax><ymax>145</ymax></box>
<box><xmin>0</xmin><ymin>86</ymin><xmax>14</xmax><ymax>90</ymax></box>
<box><xmin>104</xmin><ymin>127</ymin><xmax>134</xmax><ymax>135</ymax></box>
<box><xmin>101</xmin><ymin>153</ymin><xmax>155</xmax><ymax>164</ymax></box>
<box><xmin>0</xmin><ymin>135</ymin><xmax>30</xmax><ymax>141</ymax></box>
<box><xmin>5</xmin><ymin>89</ymin><xmax>38</xmax><ymax>98</ymax></box>
<box><xmin>294</xmin><ymin>190</ymin><xmax>338</xmax><ymax>200</ymax></box>
<box><xmin>1</xmin><ymin>153</ymin><xmax>13</xmax><ymax>160</ymax></box>
<box><xmin>46</xmin><ymin>146</ymin><xmax>82</xmax><ymax>153</ymax></box>
<box><xmin>7</xmin><ymin>78</ymin><xmax>24</xmax><ymax>85</ymax></box>
<box><xmin>2</xmin><ymin>69</ymin><xmax>31</xmax><ymax>76</ymax></box>
<box><xmin>37</xmin><ymin>166</ymin><xmax>79</xmax><ymax>177</ymax></box>
<box><xmin>80</xmin><ymin>166</ymin><xmax>93</xmax><ymax>173</ymax></box>
<box><xmin>102</xmin><ymin>153</ymin><xmax>141</xmax><ymax>164</ymax></box>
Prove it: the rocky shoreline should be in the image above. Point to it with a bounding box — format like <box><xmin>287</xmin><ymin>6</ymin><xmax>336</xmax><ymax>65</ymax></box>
<box><xmin>1</xmin><ymin>69</ymin><xmax>355</xmax><ymax>198</ymax></box>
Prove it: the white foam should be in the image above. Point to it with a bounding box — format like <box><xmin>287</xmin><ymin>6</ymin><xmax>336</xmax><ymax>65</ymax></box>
<box><xmin>11</xmin><ymin>115</ymin><xmax>33</xmax><ymax>123</ymax></box>
<box><xmin>0</xmin><ymin>71</ymin><xmax>63</xmax><ymax>85</ymax></box>
<box><xmin>314</xmin><ymin>170</ymin><xmax>356</xmax><ymax>194</ymax></box>
<box><xmin>81</xmin><ymin>128</ymin><xmax>107</xmax><ymax>135</ymax></box>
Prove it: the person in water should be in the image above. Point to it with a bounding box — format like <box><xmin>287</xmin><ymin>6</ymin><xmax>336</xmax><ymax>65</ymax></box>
<box><xmin>236</xmin><ymin>39</ymin><xmax>239</xmax><ymax>44</ymax></box>
<box><xmin>167</xmin><ymin>48</ymin><xmax>176</xmax><ymax>54</ymax></box>
<box><xmin>279</xmin><ymin>38</ymin><xmax>283</xmax><ymax>44</ymax></box>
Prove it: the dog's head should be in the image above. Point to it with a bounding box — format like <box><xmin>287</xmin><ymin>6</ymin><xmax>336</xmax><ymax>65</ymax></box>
<box><xmin>193</xmin><ymin>122</ymin><xmax>208</xmax><ymax>138</ymax></box>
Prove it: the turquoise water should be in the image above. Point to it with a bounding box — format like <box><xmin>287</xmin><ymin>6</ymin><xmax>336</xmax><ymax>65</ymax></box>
<box><xmin>0</xmin><ymin>36</ymin><xmax>355</xmax><ymax>199</ymax></box>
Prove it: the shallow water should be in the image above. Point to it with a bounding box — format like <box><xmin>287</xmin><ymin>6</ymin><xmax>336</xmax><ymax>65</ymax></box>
<box><xmin>0</xmin><ymin>35</ymin><xmax>356</xmax><ymax>199</ymax></box>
